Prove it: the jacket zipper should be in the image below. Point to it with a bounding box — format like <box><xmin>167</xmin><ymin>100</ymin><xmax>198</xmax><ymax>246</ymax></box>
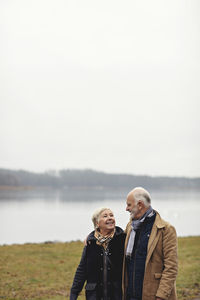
<box><xmin>103</xmin><ymin>248</ymin><xmax>108</xmax><ymax>300</ymax></box>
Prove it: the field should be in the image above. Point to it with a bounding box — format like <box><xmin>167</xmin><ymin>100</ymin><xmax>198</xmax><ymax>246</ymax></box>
<box><xmin>0</xmin><ymin>236</ymin><xmax>199</xmax><ymax>300</ymax></box>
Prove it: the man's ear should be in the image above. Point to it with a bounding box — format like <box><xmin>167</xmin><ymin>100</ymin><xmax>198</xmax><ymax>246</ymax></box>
<box><xmin>138</xmin><ymin>200</ymin><xmax>143</xmax><ymax>209</ymax></box>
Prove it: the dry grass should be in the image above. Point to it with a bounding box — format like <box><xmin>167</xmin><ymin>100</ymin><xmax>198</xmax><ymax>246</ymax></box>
<box><xmin>0</xmin><ymin>237</ymin><xmax>199</xmax><ymax>300</ymax></box>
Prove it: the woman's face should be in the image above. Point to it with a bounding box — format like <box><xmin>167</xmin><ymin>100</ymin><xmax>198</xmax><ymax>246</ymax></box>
<box><xmin>97</xmin><ymin>209</ymin><xmax>115</xmax><ymax>235</ymax></box>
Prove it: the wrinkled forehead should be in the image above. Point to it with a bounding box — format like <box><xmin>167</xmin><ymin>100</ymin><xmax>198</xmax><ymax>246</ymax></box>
<box><xmin>100</xmin><ymin>209</ymin><xmax>113</xmax><ymax>216</ymax></box>
<box><xmin>126</xmin><ymin>193</ymin><xmax>134</xmax><ymax>204</ymax></box>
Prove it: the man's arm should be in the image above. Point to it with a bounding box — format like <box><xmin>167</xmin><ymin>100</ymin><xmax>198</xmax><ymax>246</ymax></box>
<box><xmin>156</xmin><ymin>225</ymin><xmax>178</xmax><ymax>300</ymax></box>
<box><xmin>70</xmin><ymin>246</ymin><xmax>87</xmax><ymax>300</ymax></box>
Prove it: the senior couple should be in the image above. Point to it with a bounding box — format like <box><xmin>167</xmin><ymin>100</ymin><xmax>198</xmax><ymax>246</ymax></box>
<box><xmin>70</xmin><ymin>187</ymin><xmax>178</xmax><ymax>300</ymax></box>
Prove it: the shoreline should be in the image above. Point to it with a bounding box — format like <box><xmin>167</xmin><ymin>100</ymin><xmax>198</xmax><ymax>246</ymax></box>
<box><xmin>1</xmin><ymin>235</ymin><xmax>199</xmax><ymax>247</ymax></box>
<box><xmin>1</xmin><ymin>185</ymin><xmax>200</xmax><ymax>191</ymax></box>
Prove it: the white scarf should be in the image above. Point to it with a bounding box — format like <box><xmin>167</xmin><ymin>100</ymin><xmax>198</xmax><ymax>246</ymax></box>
<box><xmin>126</xmin><ymin>206</ymin><xmax>154</xmax><ymax>257</ymax></box>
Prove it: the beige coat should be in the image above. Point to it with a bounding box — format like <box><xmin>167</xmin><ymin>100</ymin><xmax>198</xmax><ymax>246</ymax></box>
<box><xmin>122</xmin><ymin>211</ymin><xmax>178</xmax><ymax>300</ymax></box>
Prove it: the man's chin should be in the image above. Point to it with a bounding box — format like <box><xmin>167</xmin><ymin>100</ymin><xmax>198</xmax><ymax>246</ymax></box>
<box><xmin>130</xmin><ymin>211</ymin><xmax>138</xmax><ymax>219</ymax></box>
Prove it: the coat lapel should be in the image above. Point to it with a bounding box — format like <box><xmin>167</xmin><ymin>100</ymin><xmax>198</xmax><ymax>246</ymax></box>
<box><xmin>145</xmin><ymin>212</ymin><xmax>165</xmax><ymax>268</ymax></box>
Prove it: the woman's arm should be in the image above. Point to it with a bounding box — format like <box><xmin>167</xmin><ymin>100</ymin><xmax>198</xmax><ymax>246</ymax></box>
<box><xmin>70</xmin><ymin>246</ymin><xmax>87</xmax><ymax>300</ymax></box>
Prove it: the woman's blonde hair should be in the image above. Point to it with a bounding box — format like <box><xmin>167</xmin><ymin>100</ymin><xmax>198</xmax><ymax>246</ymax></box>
<box><xmin>92</xmin><ymin>207</ymin><xmax>113</xmax><ymax>229</ymax></box>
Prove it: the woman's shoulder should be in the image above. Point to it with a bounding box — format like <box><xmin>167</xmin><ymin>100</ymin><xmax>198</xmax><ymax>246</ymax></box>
<box><xmin>115</xmin><ymin>226</ymin><xmax>125</xmax><ymax>235</ymax></box>
<box><xmin>112</xmin><ymin>227</ymin><xmax>126</xmax><ymax>247</ymax></box>
<box><xmin>86</xmin><ymin>230</ymin><xmax>96</xmax><ymax>244</ymax></box>
<box><xmin>114</xmin><ymin>226</ymin><xmax>126</xmax><ymax>240</ymax></box>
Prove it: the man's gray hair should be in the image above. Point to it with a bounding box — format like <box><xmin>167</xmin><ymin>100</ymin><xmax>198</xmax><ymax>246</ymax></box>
<box><xmin>92</xmin><ymin>207</ymin><xmax>112</xmax><ymax>229</ymax></box>
<box><xmin>132</xmin><ymin>187</ymin><xmax>151</xmax><ymax>207</ymax></box>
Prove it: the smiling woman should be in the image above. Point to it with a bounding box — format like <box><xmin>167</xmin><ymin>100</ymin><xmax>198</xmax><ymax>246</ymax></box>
<box><xmin>70</xmin><ymin>207</ymin><xmax>126</xmax><ymax>300</ymax></box>
<box><xmin>92</xmin><ymin>207</ymin><xmax>116</xmax><ymax>236</ymax></box>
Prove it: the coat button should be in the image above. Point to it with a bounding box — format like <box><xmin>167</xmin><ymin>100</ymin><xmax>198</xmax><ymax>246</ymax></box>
<box><xmin>100</xmin><ymin>253</ymin><xmax>103</xmax><ymax>256</ymax></box>
<box><xmin>108</xmin><ymin>267</ymin><xmax>110</xmax><ymax>270</ymax></box>
<box><xmin>100</xmin><ymin>267</ymin><xmax>103</xmax><ymax>271</ymax></box>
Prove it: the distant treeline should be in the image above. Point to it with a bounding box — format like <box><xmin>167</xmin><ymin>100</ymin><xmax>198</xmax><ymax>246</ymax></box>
<box><xmin>0</xmin><ymin>168</ymin><xmax>199</xmax><ymax>190</ymax></box>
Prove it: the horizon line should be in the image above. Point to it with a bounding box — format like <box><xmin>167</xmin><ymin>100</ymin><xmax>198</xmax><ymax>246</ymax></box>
<box><xmin>0</xmin><ymin>167</ymin><xmax>199</xmax><ymax>179</ymax></box>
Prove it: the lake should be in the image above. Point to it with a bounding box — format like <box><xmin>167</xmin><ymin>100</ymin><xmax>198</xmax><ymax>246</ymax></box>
<box><xmin>0</xmin><ymin>188</ymin><xmax>199</xmax><ymax>245</ymax></box>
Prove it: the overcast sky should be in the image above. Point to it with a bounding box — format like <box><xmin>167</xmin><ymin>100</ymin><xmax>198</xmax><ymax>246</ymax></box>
<box><xmin>1</xmin><ymin>0</ymin><xmax>200</xmax><ymax>177</ymax></box>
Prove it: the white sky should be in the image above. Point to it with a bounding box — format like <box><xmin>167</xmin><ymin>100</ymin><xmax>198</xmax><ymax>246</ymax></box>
<box><xmin>0</xmin><ymin>0</ymin><xmax>200</xmax><ymax>177</ymax></box>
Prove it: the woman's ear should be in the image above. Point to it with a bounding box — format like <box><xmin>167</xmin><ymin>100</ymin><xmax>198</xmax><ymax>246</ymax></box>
<box><xmin>96</xmin><ymin>222</ymin><xmax>99</xmax><ymax>229</ymax></box>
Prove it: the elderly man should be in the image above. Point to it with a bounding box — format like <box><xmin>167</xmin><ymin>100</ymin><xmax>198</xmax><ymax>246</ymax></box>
<box><xmin>122</xmin><ymin>187</ymin><xmax>178</xmax><ymax>300</ymax></box>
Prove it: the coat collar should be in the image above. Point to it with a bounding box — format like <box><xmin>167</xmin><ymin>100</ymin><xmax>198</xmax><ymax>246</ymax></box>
<box><xmin>126</xmin><ymin>209</ymin><xmax>165</xmax><ymax>234</ymax></box>
<box><xmin>154</xmin><ymin>210</ymin><xmax>167</xmax><ymax>228</ymax></box>
<box><xmin>87</xmin><ymin>226</ymin><xmax>124</xmax><ymax>242</ymax></box>
<box><xmin>125</xmin><ymin>210</ymin><xmax>168</xmax><ymax>267</ymax></box>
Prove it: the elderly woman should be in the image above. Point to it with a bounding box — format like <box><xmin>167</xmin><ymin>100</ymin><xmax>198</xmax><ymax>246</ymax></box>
<box><xmin>70</xmin><ymin>207</ymin><xmax>125</xmax><ymax>300</ymax></box>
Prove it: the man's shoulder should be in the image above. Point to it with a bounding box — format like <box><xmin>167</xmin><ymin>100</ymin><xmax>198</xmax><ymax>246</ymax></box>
<box><xmin>154</xmin><ymin>210</ymin><xmax>176</xmax><ymax>233</ymax></box>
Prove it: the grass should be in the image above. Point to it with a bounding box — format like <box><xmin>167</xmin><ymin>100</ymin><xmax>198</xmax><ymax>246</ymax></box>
<box><xmin>177</xmin><ymin>237</ymin><xmax>200</xmax><ymax>299</ymax></box>
<box><xmin>0</xmin><ymin>237</ymin><xmax>199</xmax><ymax>300</ymax></box>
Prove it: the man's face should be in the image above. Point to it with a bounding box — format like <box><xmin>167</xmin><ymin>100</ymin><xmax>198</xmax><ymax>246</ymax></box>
<box><xmin>126</xmin><ymin>194</ymin><xmax>139</xmax><ymax>219</ymax></box>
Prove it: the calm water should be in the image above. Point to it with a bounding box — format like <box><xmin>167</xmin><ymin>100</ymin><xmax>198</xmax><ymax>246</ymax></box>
<box><xmin>0</xmin><ymin>188</ymin><xmax>200</xmax><ymax>245</ymax></box>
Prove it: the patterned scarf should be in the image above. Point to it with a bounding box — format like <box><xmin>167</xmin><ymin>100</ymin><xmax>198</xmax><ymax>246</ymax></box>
<box><xmin>94</xmin><ymin>228</ymin><xmax>115</xmax><ymax>250</ymax></box>
<box><xmin>126</xmin><ymin>206</ymin><xmax>154</xmax><ymax>257</ymax></box>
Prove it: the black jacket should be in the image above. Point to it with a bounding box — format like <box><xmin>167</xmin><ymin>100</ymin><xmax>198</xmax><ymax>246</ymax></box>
<box><xmin>70</xmin><ymin>226</ymin><xmax>125</xmax><ymax>300</ymax></box>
